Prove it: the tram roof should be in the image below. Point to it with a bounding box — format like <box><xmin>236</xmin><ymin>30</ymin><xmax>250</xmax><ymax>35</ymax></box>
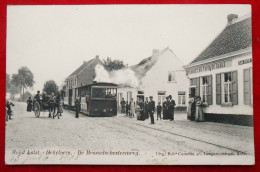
<box><xmin>88</xmin><ymin>82</ymin><xmax>118</xmax><ymax>87</ymax></box>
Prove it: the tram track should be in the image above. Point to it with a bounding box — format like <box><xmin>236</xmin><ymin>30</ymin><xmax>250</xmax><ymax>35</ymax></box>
<box><xmin>104</xmin><ymin>117</ymin><xmax>251</xmax><ymax>155</ymax></box>
<box><xmin>63</xmin><ymin>109</ymin><xmax>251</xmax><ymax>155</ymax></box>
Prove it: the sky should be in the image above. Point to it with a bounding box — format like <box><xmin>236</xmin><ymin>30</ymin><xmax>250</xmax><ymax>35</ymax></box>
<box><xmin>6</xmin><ymin>5</ymin><xmax>251</xmax><ymax>93</ymax></box>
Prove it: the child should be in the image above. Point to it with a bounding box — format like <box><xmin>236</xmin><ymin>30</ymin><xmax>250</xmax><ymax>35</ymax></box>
<box><xmin>157</xmin><ymin>102</ymin><xmax>162</xmax><ymax>120</ymax></box>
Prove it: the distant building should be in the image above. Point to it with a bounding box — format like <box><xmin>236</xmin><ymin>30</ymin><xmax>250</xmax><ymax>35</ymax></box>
<box><xmin>117</xmin><ymin>47</ymin><xmax>188</xmax><ymax>111</ymax></box>
<box><xmin>184</xmin><ymin>14</ymin><xmax>252</xmax><ymax>126</ymax></box>
<box><xmin>64</xmin><ymin>55</ymin><xmax>102</xmax><ymax>112</ymax></box>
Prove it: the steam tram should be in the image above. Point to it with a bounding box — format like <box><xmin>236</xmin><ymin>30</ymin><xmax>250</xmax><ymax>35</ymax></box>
<box><xmin>64</xmin><ymin>82</ymin><xmax>118</xmax><ymax>117</ymax></box>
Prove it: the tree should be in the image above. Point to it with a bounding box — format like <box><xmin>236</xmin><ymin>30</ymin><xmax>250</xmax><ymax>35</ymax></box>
<box><xmin>103</xmin><ymin>57</ymin><xmax>128</xmax><ymax>71</ymax></box>
<box><xmin>22</xmin><ymin>91</ymin><xmax>33</xmax><ymax>102</ymax></box>
<box><xmin>6</xmin><ymin>73</ymin><xmax>11</xmax><ymax>91</ymax></box>
<box><xmin>43</xmin><ymin>80</ymin><xmax>59</xmax><ymax>95</ymax></box>
<box><xmin>7</xmin><ymin>73</ymin><xmax>21</xmax><ymax>100</ymax></box>
<box><xmin>11</xmin><ymin>66</ymin><xmax>35</xmax><ymax>97</ymax></box>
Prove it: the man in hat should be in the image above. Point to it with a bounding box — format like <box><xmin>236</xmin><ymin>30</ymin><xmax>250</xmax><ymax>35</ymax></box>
<box><xmin>75</xmin><ymin>98</ymin><xmax>80</xmax><ymax>118</ymax></box>
<box><xmin>34</xmin><ymin>91</ymin><xmax>41</xmax><ymax>103</ymax></box>
<box><xmin>144</xmin><ymin>97</ymin><xmax>149</xmax><ymax>119</ymax></box>
<box><xmin>163</xmin><ymin>96</ymin><xmax>169</xmax><ymax>119</ymax></box>
<box><xmin>168</xmin><ymin>95</ymin><xmax>176</xmax><ymax>121</ymax></box>
<box><xmin>148</xmin><ymin>96</ymin><xmax>155</xmax><ymax>124</ymax></box>
<box><xmin>120</xmin><ymin>98</ymin><xmax>126</xmax><ymax>113</ymax></box>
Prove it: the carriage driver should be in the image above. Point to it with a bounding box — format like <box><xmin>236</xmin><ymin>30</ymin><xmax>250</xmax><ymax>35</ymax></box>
<box><xmin>34</xmin><ymin>91</ymin><xmax>42</xmax><ymax>103</ymax></box>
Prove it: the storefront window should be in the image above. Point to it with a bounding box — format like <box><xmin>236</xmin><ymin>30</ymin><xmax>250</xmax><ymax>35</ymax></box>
<box><xmin>224</xmin><ymin>72</ymin><xmax>232</xmax><ymax>103</ymax></box>
<box><xmin>202</xmin><ymin>76</ymin><xmax>208</xmax><ymax>103</ymax></box>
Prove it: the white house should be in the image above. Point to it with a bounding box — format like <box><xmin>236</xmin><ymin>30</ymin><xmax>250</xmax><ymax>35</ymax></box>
<box><xmin>184</xmin><ymin>14</ymin><xmax>253</xmax><ymax>126</ymax></box>
<box><xmin>117</xmin><ymin>48</ymin><xmax>188</xmax><ymax>111</ymax></box>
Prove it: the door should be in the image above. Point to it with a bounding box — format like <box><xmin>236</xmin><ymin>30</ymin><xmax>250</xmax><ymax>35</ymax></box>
<box><xmin>69</xmin><ymin>89</ymin><xmax>72</xmax><ymax>106</ymax></box>
<box><xmin>190</xmin><ymin>87</ymin><xmax>196</xmax><ymax>98</ymax></box>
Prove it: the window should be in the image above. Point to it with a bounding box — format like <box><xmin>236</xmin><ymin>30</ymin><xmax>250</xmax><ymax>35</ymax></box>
<box><xmin>189</xmin><ymin>77</ymin><xmax>200</xmax><ymax>98</ymax></box>
<box><xmin>216</xmin><ymin>71</ymin><xmax>238</xmax><ymax>105</ymax></box>
<box><xmin>224</xmin><ymin>72</ymin><xmax>232</xmax><ymax>103</ymax></box>
<box><xmin>158</xmin><ymin>91</ymin><xmax>166</xmax><ymax>104</ymax></box>
<box><xmin>92</xmin><ymin>87</ymin><xmax>117</xmax><ymax>99</ymax></box>
<box><xmin>201</xmin><ymin>76</ymin><xmax>208</xmax><ymax>103</ymax></box>
<box><xmin>200</xmin><ymin>75</ymin><xmax>212</xmax><ymax>105</ymax></box>
<box><xmin>168</xmin><ymin>71</ymin><xmax>175</xmax><ymax>82</ymax></box>
<box><xmin>178</xmin><ymin>91</ymin><xmax>186</xmax><ymax>105</ymax></box>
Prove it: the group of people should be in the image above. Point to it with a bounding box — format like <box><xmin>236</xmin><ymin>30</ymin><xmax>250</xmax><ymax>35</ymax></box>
<box><xmin>188</xmin><ymin>95</ymin><xmax>205</xmax><ymax>122</ymax></box>
<box><xmin>27</xmin><ymin>90</ymin><xmax>64</xmax><ymax>118</ymax></box>
<box><xmin>120</xmin><ymin>95</ymin><xmax>176</xmax><ymax>124</ymax></box>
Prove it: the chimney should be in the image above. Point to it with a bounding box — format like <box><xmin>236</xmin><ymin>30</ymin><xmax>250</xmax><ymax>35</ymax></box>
<box><xmin>227</xmin><ymin>14</ymin><xmax>238</xmax><ymax>23</ymax></box>
<box><xmin>95</xmin><ymin>55</ymin><xmax>99</xmax><ymax>59</ymax></box>
<box><xmin>152</xmin><ymin>49</ymin><xmax>159</xmax><ymax>56</ymax></box>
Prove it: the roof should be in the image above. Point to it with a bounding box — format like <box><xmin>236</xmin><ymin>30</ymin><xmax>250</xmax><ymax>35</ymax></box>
<box><xmin>66</xmin><ymin>57</ymin><xmax>103</xmax><ymax>86</ymax></box>
<box><xmin>131</xmin><ymin>47</ymin><xmax>169</xmax><ymax>79</ymax></box>
<box><xmin>68</xmin><ymin>58</ymin><xmax>95</xmax><ymax>77</ymax></box>
<box><xmin>190</xmin><ymin>15</ymin><xmax>252</xmax><ymax>64</ymax></box>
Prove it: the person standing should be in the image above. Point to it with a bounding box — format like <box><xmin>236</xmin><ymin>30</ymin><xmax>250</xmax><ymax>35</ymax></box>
<box><xmin>187</xmin><ymin>94</ymin><xmax>193</xmax><ymax>120</ymax></box>
<box><xmin>56</xmin><ymin>93</ymin><xmax>63</xmax><ymax>118</ymax></box>
<box><xmin>120</xmin><ymin>98</ymin><xmax>126</xmax><ymax>113</ymax></box>
<box><xmin>148</xmin><ymin>96</ymin><xmax>155</xmax><ymax>124</ymax></box>
<box><xmin>75</xmin><ymin>98</ymin><xmax>80</xmax><ymax>118</ymax></box>
<box><xmin>125</xmin><ymin>101</ymin><xmax>129</xmax><ymax>116</ymax></box>
<box><xmin>168</xmin><ymin>95</ymin><xmax>176</xmax><ymax>121</ymax></box>
<box><xmin>144</xmin><ymin>97</ymin><xmax>149</xmax><ymax>119</ymax></box>
<box><xmin>129</xmin><ymin>98</ymin><xmax>135</xmax><ymax>117</ymax></box>
<box><xmin>195</xmin><ymin>96</ymin><xmax>205</xmax><ymax>122</ymax></box>
<box><xmin>156</xmin><ymin>102</ymin><xmax>162</xmax><ymax>120</ymax></box>
<box><xmin>6</xmin><ymin>100</ymin><xmax>14</xmax><ymax>120</ymax></box>
<box><xmin>138</xmin><ymin>99</ymin><xmax>145</xmax><ymax>121</ymax></box>
<box><xmin>27</xmin><ymin>97</ymin><xmax>33</xmax><ymax>112</ymax></box>
<box><xmin>163</xmin><ymin>97</ymin><xmax>169</xmax><ymax>119</ymax></box>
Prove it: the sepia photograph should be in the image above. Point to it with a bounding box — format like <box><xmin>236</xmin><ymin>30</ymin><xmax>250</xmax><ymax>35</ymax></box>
<box><xmin>5</xmin><ymin>4</ymin><xmax>254</xmax><ymax>165</ymax></box>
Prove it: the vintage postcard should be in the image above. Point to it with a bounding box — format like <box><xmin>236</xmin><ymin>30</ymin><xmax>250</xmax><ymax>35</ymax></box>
<box><xmin>5</xmin><ymin>5</ymin><xmax>254</xmax><ymax>165</ymax></box>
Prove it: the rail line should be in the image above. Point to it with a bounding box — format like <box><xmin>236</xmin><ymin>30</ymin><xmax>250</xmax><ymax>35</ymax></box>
<box><xmin>64</xmin><ymin>109</ymin><xmax>251</xmax><ymax>155</ymax></box>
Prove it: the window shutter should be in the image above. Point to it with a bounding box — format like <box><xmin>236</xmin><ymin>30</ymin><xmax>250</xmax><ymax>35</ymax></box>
<box><xmin>231</xmin><ymin>71</ymin><xmax>238</xmax><ymax>105</ymax></box>
<box><xmin>244</xmin><ymin>68</ymin><xmax>251</xmax><ymax>105</ymax></box>
<box><xmin>195</xmin><ymin>78</ymin><xmax>200</xmax><ymax>97</ymax></box>
<box><xmin>216</xmin><ymin>73</ymin><xmax>221</xmax><ymax>105</ymax></box>
<box><xmin>207</xmin><ymin>75</ymin><xmax>213</xmax><ymax>105</ymax></box>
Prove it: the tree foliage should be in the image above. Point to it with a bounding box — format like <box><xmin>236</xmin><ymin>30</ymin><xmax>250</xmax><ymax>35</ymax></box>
<box><xmin>22</xmin><ymin>91</ymin><xmax>33</xmax><ymax>102</ymax></box>
<box><xmin>103</xmin><ymin>57</ymin><xmax>128</xmax><ymax>71</ymax></box>
<box><xmin>6</xmin><ymin>73</ymin><xmax>11</xmax><ymax>90</ymax></box>
<box><xmin>6</xmin><ymin>73</ymin><xmax>21</xmax><ymax>98</ymax></box>
<box><xmin>43</xmin><ymin>80</ymin><xmax>59</xmax><ymax>95</ymax></box>
<box><xmin>11</xmin><ymin>66</ymin><xmax>35</xmax><ymax>95</ymax></box>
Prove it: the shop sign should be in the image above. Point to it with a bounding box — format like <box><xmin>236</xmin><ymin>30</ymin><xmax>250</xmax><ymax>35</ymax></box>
<box><xmin>187</xmin><ymin>60</ymin><xmax>231</xmax><ymax>74</ymax></box>
<box><xmin>238</xmin><ymin>58</ymin><xmax>252</xmax><ymax>65</ymax></box>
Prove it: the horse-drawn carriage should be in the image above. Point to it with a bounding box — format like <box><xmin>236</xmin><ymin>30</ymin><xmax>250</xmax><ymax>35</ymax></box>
<box><xmin>33</xmin><ymin>95</ymin><xmax>61</xmax><ymax>119</ymax></box>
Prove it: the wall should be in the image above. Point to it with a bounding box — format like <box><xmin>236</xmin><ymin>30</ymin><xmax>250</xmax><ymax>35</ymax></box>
<box><xmin>187</xmin><ymin>52</ymin><xmax>253</xmax><ymax>116</ymax></box>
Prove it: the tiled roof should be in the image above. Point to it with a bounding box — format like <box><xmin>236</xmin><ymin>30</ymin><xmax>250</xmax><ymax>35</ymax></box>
<box><xmin>191</xmin><ymin>16</ymin><xmax>252</xmax><ymax>64</ymax></box>
<box><xmin>68</xmin><ymin>58</ymin><xmax>95</xmax><ymax>77</ymax></box>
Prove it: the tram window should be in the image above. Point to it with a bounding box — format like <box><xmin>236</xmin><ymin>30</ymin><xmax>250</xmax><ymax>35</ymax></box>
<box><xmin>92</xmin><ymin>87</ymin><xmax>117</xmax><ymax>99</ymax></box>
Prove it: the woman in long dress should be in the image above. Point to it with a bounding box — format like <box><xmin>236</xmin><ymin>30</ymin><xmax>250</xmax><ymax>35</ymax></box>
<box><xmin>27</xmin><ymin>97</ymin><xmax>33</xmax><ymax>112</ymax></box>
<box><xmin>129</xmin><ymin>98</ymin><xmax>135</xmax><ymax>117</ymax></box>
<box><xmin>195</xmin><ymin>96</ymin><xmax>205</xmax><ymax>122</ymax></box>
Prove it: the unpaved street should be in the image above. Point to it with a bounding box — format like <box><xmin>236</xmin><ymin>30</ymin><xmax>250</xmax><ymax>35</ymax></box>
<box><xmin>6</xmin><ymin>102</ymin><xmax>254</xmax><ymax>154</ymax></box>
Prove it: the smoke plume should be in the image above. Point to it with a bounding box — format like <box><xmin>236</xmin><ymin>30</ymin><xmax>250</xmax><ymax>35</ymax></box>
<box><xmin>94</xmin><ymin>65</ymin><xmax>140</xmax><ymax>88</ymax></box>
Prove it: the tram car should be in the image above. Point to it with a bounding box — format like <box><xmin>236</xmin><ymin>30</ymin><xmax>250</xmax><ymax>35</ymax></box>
<box><xmin>64</xmin><ymin>82</ymin><xmax>118</xmax><ymax>117</ymax></box>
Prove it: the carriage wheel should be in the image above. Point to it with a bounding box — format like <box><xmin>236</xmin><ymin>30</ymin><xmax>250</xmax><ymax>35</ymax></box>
<box><xmin>34</xmin><ymin>102</ymin><xmax>40</xmax><ymax>117</ymax></box>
